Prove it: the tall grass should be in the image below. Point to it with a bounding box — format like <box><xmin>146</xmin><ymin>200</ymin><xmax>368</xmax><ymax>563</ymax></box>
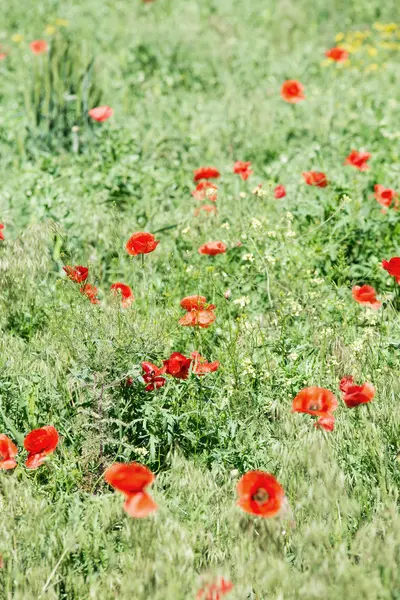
<box><xmin>0</xmin><ymin>0</ymin><xmax>399</xmax><ymax>598</ymax></box>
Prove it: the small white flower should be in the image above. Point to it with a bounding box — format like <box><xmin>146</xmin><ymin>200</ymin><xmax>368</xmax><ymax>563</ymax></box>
<box><xmin>233</xmin><ymin>296</ymin><xmax>250</xmax><ymax>308</ymax></box>
<box><xmin>251</xmin><ymin>218</ymin><xmax>262</xmax><ymax>229</ymax></box>
<box><xmin>265</xmin><ymin>255</ymin><xmax>277</xmax><ymax>264</ymax></box>
<box><xmin>242</xmin><ymin>253</ymin><xmax>255</xmax><ymax>262</ymax></box>
<box><xmin>221</xmin><ymin>222</ymin><xmax>230</xmax><ymax>230</ymax></box>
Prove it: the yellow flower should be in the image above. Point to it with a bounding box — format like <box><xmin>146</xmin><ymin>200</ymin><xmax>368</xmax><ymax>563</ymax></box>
<box><xmin>366</xmin><ymin>46</ymin><xmax>378</xmax><ymax>56</ymax></box>
<box><xmin>373</xmin><ymin>22</ymin><xmax>385</xmax><ymax>31</ymax></box>
<box><xmin>365</xmin><ymin>63</ymin><xmax>378</xmax><ymax>72</ymax></box>
<box><xmin>383</xmin><ymin>23</ymin><xmax>397</xmax><ymax>32</ymax></box>
<box><xmin>379</xmin><ymin>42</ymin><xmax>400</xmax><ymax>50</ymax></box>
<box><xmin>11</xmin><ymin>33</ymin><xmax>24</xmax><ymax>43</ymax></box>
<box><xmin>45</xmin><ymin>25</ymin><xmax>57</xmax><ymax>35</ymax></box>
<box><xmin>55</xmin><ymin>18</ymin><xmax>69</xmax><ymax>27</ymax></box>
<box><xmin>335</xmin><ymin>32</ymin><xmax>344</xmax><ymax>42</ymax></box>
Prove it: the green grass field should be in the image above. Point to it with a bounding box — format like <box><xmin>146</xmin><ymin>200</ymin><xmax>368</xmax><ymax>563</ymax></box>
<box><xmin>0</xmin><ymin>0</ymin><xmax>400</xmax><ymax>598</ymax></box>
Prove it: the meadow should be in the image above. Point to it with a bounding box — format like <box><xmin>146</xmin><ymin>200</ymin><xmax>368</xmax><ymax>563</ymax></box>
<box><xmin>0</xmin><ymin>0</ymin><xmax>400</xmax><ymax>598</ymax></box>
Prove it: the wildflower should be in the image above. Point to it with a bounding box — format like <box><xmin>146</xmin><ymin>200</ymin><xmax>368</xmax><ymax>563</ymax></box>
<box><xmin>163</xmin><ymin>352</ymin><xmax>192</xmax><ymax>379</ymax></box>
<box><xmin>11</xmin><ymin>34</ymin><xmax>24</xmax><ymax>43</ymax></box>
<box><xmin>197</xmin><ymin>578</ymin><xmax>233</xmax><ymax>600</ymax></box>
<box><xmin>233</xmin><ymin>161</ymin><xmax>253</xmax><ymax>181</ymax></box>
<box><xmin>251</xmin><ymin>218</ymin><xmax>262</xmax><ymax>229</ymax></box>
<box><xmin>193</xmin><ymin>167</ymin><xmax>220</xmax><ymax>182</ymax></box>
<box><xmin>242</xmin><ymin>253</ymin><xmax>254</xmax><ymax>262</ymax></box>
<box><xmin>80</xmin><ymin>283</ymin><xmax>100</xmax><ymax>304</ymax></box>
<box><xmin>104</xmin><ymin>462</ymin><xmax>157</xmax><ymax>518</ymax></box>
<box><xmin>194</xmin><ymin>204</ymin><xmax>217</xmax><ymax>216</ymax></box>
<box><xmin>292</xmin><ymin>387</ymin><xmax>338</xmax><ymax>417</ymax></box>
<box><xmin>274</xmin><ymin>185</ymin><xmax>286</xmax><ymax>199</ymax></box>
<box><xmin>344</xmin><ymin>150</ymin><xmax>371</xmax><ymax>171</ymax></box>
<box><xmin>253</xmin><ymin>184</ymin><xmax>268</xmax><ymax>198</ymax></box>
<box><xmin>0</xmin><ymin>224</ymin><xmax>4</xmax><ymax>241</ymax></box>
<box><xmin>352</xmin><ymin>285</ymin><xmax>381</xmax><ymax>309</ymax></box>
<box><xmin>141</xmin><ymin>362</ymin><xmax>166</xmax><ymax>392</ymax></box>
<box><xmin>0</xmin><ymin>51</ymin><xmax>7</xmax><ymax>61</ymax></box>
<box><xmin>340</xmin><ymin>376</ymin><xmax>375</xmax><ymax>408</ymax></box>
<box><xmin>237</xmin><ymin>471</ymin><xmax>285</xmax><ymax>518</ymax></box>
<box><xmin>126</xmin><ymin>232</ymin><xmax>159</xmax><ymax>256</ymax></box>
<box><xmin>314</xmin><ymin>415</ymin><xmax>335</xmax><ymax>431</ymax></box>
<box><xmin>63</xmin><ymin>265</ymin><xmax>88</xmax><ymax>283</ymax></box>
<box><xmin>110</xmin><ymin>283</ymin><xmax>135</xmax><ymax>308</ymax></box>
<box><xmin>0</xmin><ymin>435</ymin><xmax>18</xmax><ymax>470</ymax></box>
<box><xmin>30</xmin><ymin>40</ymin><xmax>48</xmax><ymax>54</ymax></box>
<box><xmin>24</xmin><ymin>426</ymin><xmax>59</xmax><ymax>469</ymax></box>
<box><xmin>280</xmin><ymin>80</ymin><xmax>305</xmax><ymax>103</ymax></box>
<box><xmin>191</xmin><ymin>352</ymin><xmax>219</xmax><ymax>375</ymax></box>
<box><xmin>179</xmin><ymin>295</ymin><xmax>216</xmax><ymax>328</ymax></box>
<box><xmin>224</xmin><ymin>289</ymin><xmax>231</xmax><ymax>299</ymax></box>
<box><xmin>88</xmin><ymin>105</ymin><xmax>113</xmax><ymax>122</ymax></box>
<box><xmin>374</xmin><ymin>185</ymin><xmax>398</xmax><ymax>209</ymax></box>
<box><xmin>55</xmin><ymin>18</ymin><xmax>69</xmax><ymax>27</ymax></box>
<box><xmin>233</xmin><ymin>296</ymin><xmax>250</xmax><ymax>308</ymax></box>
<box><xmin>302</xmin><ymin>171</ymin><xmax>328</xmax><ymax>187</ymax></box>
<box><xmin>192</xmin><ymin>182</ymin><xmax>218</xmax><ymax>202</ymax></box>
<box><xmin>45</xmin><ymin>25</ymin><xmax>57</xmax><ymax>35</ymax></box>
<box><xmin>198</xmin><ymin>241</ymin><xmax>227</xmax><ymax>256</ymax></box>
<box><xmin>382</xmin><ymin>257</ymin><xmax>400</xmax><ymax>283</ymax></box>
<box><xmin>325</xmin><ymin>47</ymin><xmax>349</xmax><ymax>62</ymax></box>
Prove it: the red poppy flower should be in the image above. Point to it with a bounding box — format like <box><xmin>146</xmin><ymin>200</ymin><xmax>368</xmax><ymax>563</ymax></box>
<box><xmin>24</xmin><ymin>426</ymin><xmax>59</xmax><ymax>469</ymax></box>
<box><xmin>179</xmin><ymin>295</ymin><xmax>216</xmax><ymax>328</ymax></box>
<box><xmin>274</xmin><ymin>185</ymin><xmax>286</xmax><ymax>199</ymax></box>
<box><xmin>0</xmin><ymin>434</ymin><xmax>18</xmax><ymax>470</ymax></box>
<box><xmin>191</xmin><ymin>352</ymin><xmax>219</xmax><ymax>375</ymax></box>
<box><xmin>198</xmin><ymin>241</ymin><xmax>227</xmax><ymax>256</ymax></box>
<box><xmin>192</xmin><ymin>182</ymin><xmax>218</xmax><ymax>202</ymax></box>
<box><xmin>0</xmin><ymin>224</ymin><xmax>4</xmax><ymax>241</ymax></box>
<box><xmin>280</xmin><ymin>80</ymin><xmax>305</xmax><ymax>103</ymax></box>
<box><xmin>125</xmin><ymin>232</ymin><xmax>159</xmax><ymax>256</ymax></box>
<box><xmin>382</xmin><ymin>257</ymin><xmax>400</xmax><ymax>284</ymax></box>
<box><xmin>88</xmin><ymin>105</ymin><xmax>113</xmax><ymax>122</ymax></box>
<box><xmin>314</xmin><ymin>415</ymin><xmax>335</xmax><ymax>431</ymax></box>
<box><xmin>30</xmin><ymin>40</ymin><xmax>48</xmax><ymax>55</ymax></box>
<box><xmin>163</xmin><ymin>352</ymin><xmax>192</xmax><ymax>379</ymax></box>
<box><xmin>339</xmin><ymin>376</ymin><xmax>375</xmax><ymax>408</ymax></box>
<box><xmin>194</xmin><ymin>204</ymin><xmax>217</xmax><ymax>216</ymax></box>
<box><xmin>233</xmin><ymin>161</ymin><xmax>253</xmax><ymax>181</ymax></box>
<box><xmin>111</xmin><ymin>282</ymin><xmax>135</xmax><ymax>308</ymax></box>
<box><xmin>0</xmin><ymin>53</ymin><xmax>7</xmax><ymax>61</ymax></box>
<box><xmin>104</xmin><ymin>462</ymin><xmax>157</xmax><ymax>518</ymax></box>
<box><xmin>237</xmin><ymin>471</ymin><xmax>285</xmax><ymax>518</ymax></box>
<box><xmin>325</xmin><ymin>47</ymin><xmax>349</xmax><ymax>62</ymax></box>
<box><xmin>292</xmin><ymin>387</ymin><xmax>338</xmax><ymax>417</ymax></box>
<box><xmin>193</xmin><ymin>167</ymin><xmax>220</xmax><ymax>182</ymax></box>
<box><xmin>80</xmin><ymin>283</ymin><xmax>100</xmax><ymax>304</ymax></box>
<box><xmin>63</xmin><ymin>265</ymin><xmax>88</xmax><ymax>283</ymax></box>
<box><xmin>344</xmin><ymin>150</ymin><xmax>371</xmax><ymax>171</ymax></box>
<box><xmin>302</xmin><ymin>171</ymin><xmax>328</xmax><ymax>187</ymax></box>
<box><xmin>352</xmin><ymin>285</ymin><xmax>381</xmax><ymax>309</ymax></box>
<box><xmin>374</xmin><ymin>185</ymin><xmax>398</xmax><ymax>210</ymax></box>
<box><xmin>141</xmin><ymin>362</ymin><xmax>166</xmax><ymax>392</ymax></box>
<box><xmin>196</xmin><ymin>578</ymin><xmax>233</xmax><ymax>600</ymax></box>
